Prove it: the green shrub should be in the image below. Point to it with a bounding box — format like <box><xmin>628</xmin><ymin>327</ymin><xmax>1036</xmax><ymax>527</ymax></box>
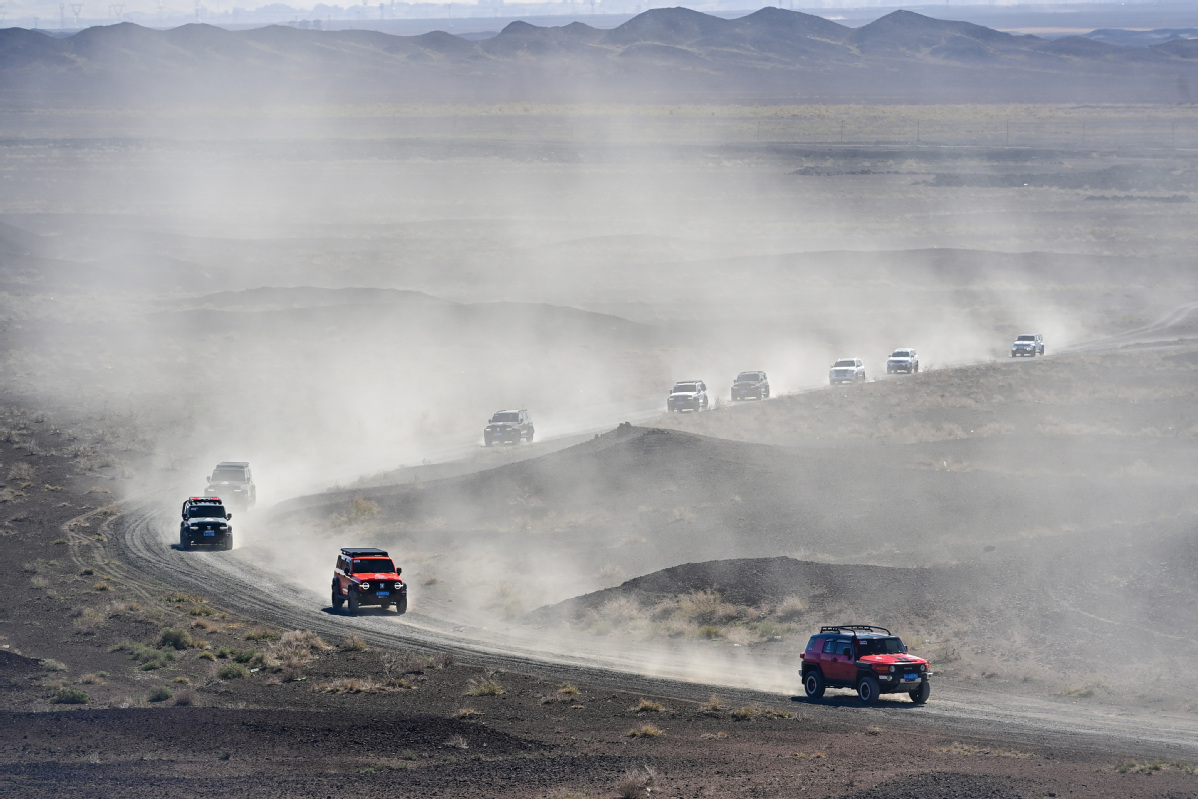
<box><xmin>148</xmin><ymin>686</ymin><xmax>173</xmax><ymax>703</ymax></box>
<box><xmin>217</xmin><ymin>663</ymin><xmax>249</xmax><ymax>680</ymax></box>
<box><xmin>158</xmin><ymin>627</ymin><xmax>192</xmax><ymax>650</ymax></box>
<box><xmin>50</xmin><ymin>687</ymin><xmax>89</xmax><ymax>704</ymax></box>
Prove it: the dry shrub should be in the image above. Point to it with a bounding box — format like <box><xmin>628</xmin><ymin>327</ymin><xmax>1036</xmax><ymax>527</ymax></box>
<box><xmin>244</xmin><ymin>629</ymin><xmax>278</xmax><ymax>642</ymax></box>
<box><xmin>191</xmin><ymin>619</ymin><xmax>220</xmax><ymax>633</ymax></box>
<box><xmin>700</xmin><ymin>731</ymin><xmax>729</xmax><ymax>740</ymax></box>
<box><xmin>774</xmin><ymin>595</ymin><xmax>807</xmax><ymax>621</ymax></box>
<box><xmin>78</xmin><ymin>673</ymin><xmax>104</xmax><ymax>685</ymax></box>
<box><xmin>313</xmin><ymin>677</ymin><xmax>387</xmax><ymax>694</ymax></box>
<box><xmin>457</xmin><ymin>708</ymin><xmax>483</xmax><ymax>719</ymax></box>
<box><xmin>699</xmin><ymin>694</ymin><xmax>724</xmax><ymax>714</ymax></box>
<box><xmin>615</xmin><ymin>766</ymin><xmax>658</xmax><ymax>799</ymax></box>
<box><xmin>557</xmin><ymin>682</ymin><xmax>579</xmax><ymax>696</ymax></box>
<box><xmin>633</xmin><ymin>698</ymin><xmax>664</xmax><ymax>713</ymax></box>
<box><xmin>341</xmin><ymin>633</ymin><xmax>368</xmax><ymax>652</ymax></box>
<box><xmin>443</xmin><ymin>734</ymin><xmax>469</xmax><ymax>750</ymax></box>
<box><xmin>173</xmin><ymin>689</ymin><xmax>199</xmax><ymax>706</ymax></box>
<box><xmin>626</xmin><ymin>724</ymin><xmax>664</xmax><ymax>738</ymax></box>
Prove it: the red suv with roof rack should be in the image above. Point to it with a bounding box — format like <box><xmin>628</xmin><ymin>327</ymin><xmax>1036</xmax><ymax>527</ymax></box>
<box><xmin>332</xmin><ymin>547</ymin><xmax>407</xmax><ymax>615</ymax></box>
<box><xmin>799</xmin><ymin>624</ymin><xmax>930</xmax><ymax>704</ymax></box>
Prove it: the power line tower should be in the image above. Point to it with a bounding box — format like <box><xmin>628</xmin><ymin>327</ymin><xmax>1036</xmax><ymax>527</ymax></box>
<box><xmin>69</xmin><ymin>2</ymin><xmax>82</xmax><ymax>27</ymax></box>
<box><xmin>108</xmin><ymin>3</ymin><xmax>122</xmax><ymax>21</ymax></box>
<box><xmin>59</xmin><ymin>3</ymin><xmax>65</xmax><ymax>29</ymax></box>
<box><xmin>194</xmin><ymin>0</ymin><xmax>200</xmax><ymax>22</ymax></box>
<box><xmin>0</xmin><ymin>5</ymin><xmax>7</xmax><ymax>25</ymax></box>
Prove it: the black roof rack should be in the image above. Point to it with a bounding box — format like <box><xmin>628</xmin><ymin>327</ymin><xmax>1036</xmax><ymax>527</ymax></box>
<box><xmin>820</xmin><ymin>624</ymin><xmax>891</xmax><ymax>636</ymax></box>
<box><xmin>340</xmin><ymin>547</ymin><xmax>389</xmax><ymax>558</ymax></box>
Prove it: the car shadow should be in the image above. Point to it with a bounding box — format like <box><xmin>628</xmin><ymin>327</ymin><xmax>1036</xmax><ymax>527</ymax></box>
<box><xmin>789</xmin><ymin>694</ymin><xmax>927</xmax><ymax>709</ymax></box>
<box><xmin>320</xmin><ymin>606</ymin><xmax>397</xmax><ymax>617</ymax></box>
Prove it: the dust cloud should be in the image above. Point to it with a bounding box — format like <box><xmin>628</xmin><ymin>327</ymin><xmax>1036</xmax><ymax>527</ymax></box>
<box><xmin>3</xmin><ymin>11</ymin><xmax>1198</xmax><ymax>706</ymax></box>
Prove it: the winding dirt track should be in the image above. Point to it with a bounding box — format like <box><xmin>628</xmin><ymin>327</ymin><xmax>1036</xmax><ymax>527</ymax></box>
<box><xmin>109</xmin><ymin>501</ymin><xmax>1198</xmax><ymax>762</ymax></box>
<box><xmin>101</xmin><ymin>311</ymin><xmax>1198</xmax><ymax>761</ymax></box>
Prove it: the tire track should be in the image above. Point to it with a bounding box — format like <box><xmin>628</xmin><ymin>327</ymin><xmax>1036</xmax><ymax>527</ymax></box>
<box><xmin>108</xmin><ymin>501</ymin><xmax>1198</xmax><ymax>760</ymax></box>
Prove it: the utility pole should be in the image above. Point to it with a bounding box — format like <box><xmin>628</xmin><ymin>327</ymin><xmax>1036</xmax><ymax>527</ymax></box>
<box><xmin>69</xmin><ymin>2</ymin><xmax>81</xmax><ymax>27</ymax></box>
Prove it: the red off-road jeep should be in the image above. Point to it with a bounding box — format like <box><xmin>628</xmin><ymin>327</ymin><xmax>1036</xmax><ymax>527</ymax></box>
<box><xmin>799</xmin><ymin>625</ymin><xmax>930</xmax><ymax>704</ymax></box>
<box><xmin>332</xmin><ymin>547</ymin><xmax>407</xmax><ymax>615</ymax></box>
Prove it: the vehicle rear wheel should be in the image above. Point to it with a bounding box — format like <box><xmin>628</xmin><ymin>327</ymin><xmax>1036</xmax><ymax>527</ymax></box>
<box><xmin>909</xmin><ymin>680</ymin><xmax>930</xmax><ymax>704</ymax></box>
<box><xmin>179</xmin><ymin>533</ymin><xmax>189</xmax><ymax>551</ymax></box>
<box><xmin>857</xmin><ymin>675</ymin><xmax>880</xmax><ymax>705</ymax></box>
<box><xmin>396</xmin><ymin>595</ymin><xmax>408</xmax><ymax>615</ymax></box>
<box><xmin>347</xmin><ymin>592</ymin><xmax>359</xmax><ymax>616</ymax></box>
<box><xmin>332</xmin><ymin>585</ymin><xmax>345</xmax><ymax>609</ymax></box>
<box><xmin>804</xmin><ymin>670</ymin><xmax>825</xmax><ymax>699</ymax></box>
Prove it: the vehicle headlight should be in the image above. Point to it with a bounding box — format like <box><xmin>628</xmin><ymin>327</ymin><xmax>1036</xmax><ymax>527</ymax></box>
<box><xmin>889</xmin><ymin>665</ymin><xmax>895</xmax><ymax>673</ymax></box>
<box><xmin>359</xmin><ymin>582</ymin><xmax>369</xmax><ymax>591</ymax></box>
<box><xmin>190</xmin><ymin>523</ymin><xmax>199</xmax><ymax>529</ymax></box>
<box><xmin>220</xmin><ymin>524</ymin><xmax>228</xmax><ymax>530</ymax></box>
<box><xmin>920</xmin><ymin>664</ymin><xmax>927</xmax><ymax>672</ymax></box>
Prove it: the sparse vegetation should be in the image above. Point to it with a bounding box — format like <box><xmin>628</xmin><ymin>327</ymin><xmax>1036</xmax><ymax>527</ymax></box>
<box><xmin>341</xmin><ymin>633</ymin><xmax>369</xmax><ymax>652</ymax></box>
<box><xmin>216</xmin><ymin>663</ymin><xmax>249</xmax><ymax>680</ymax></box>
<box><xmin>633</xmin><ymin>698</ymin><xmax>665</xmax><ymax>713</ymax></box>
<box><xmin>49</xmin><ymin>687</ymin><xmax>89</xmax><ymax>704</ymax></box>
<box><xmin>157</xmin><ymin>627</ymin><xmax>193</xmax><ymax>650</ymax></box>
<box><xmin>148</xmin><ymin>685</ymin><xmax>173</xmax><ymax>703</ymax></box>
<box><xmin>626</xmin><ymin>724</ymin><xmax>664</xmax><ymax>738</ymax></box>
<box><xmin>615</xmin><ymin>766</ymin><xmax>658</xmax><ymax>799</ymax></box>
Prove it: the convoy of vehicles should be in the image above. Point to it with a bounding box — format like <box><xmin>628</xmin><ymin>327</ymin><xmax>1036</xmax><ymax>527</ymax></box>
<box><xmin>667</xmin><ymin>380</ymin><xmax>709</xmax><ymax>412</ymax></box>
<box><xmin>484</xmin><ymin>409</ymin><xmax>534</xmax><ymax>446</ymax></box>
<box><xmin>332</xmin><ymin>547</ymin><xmax>408</xmax><ymax>615</ymax></box>
<box><xmin>800</xmin><ymin>624</ymin><xmax>931</xmax><ymax>704</ymax></box>
<box><xmin>178</xmin><ymin>497</ymin><xmax>233</xmax><ymax>551</ymax></box>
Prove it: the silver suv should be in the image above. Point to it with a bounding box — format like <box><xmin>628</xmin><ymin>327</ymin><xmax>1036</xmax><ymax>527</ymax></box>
<box><xmin>829</xmin><ymin>358</ymin><xmax>866</xmax><ymax>385</ymax></box>
<box><xmin>484</xmin><ymin>409</ymin><xmax>534</xmax><ymax>446</ymax></box>
<box><xmin>1010</xmin><ymin>334</ymin><xmax>1044</xmax><ymax>357</ymax></box>
<box><xmin>886</xmin><ymin>348</ymin><xmax>919</xmax><ymax>374</ymax></box>
<box><xmin>205</xmin><ymin>462</ymin><xmax>255</xmax><ymax>509</ymax></box>
<box><xmin>667</xmin><ymin>380</ymin><xmax>709</xmax><ymax>412</ymax></box>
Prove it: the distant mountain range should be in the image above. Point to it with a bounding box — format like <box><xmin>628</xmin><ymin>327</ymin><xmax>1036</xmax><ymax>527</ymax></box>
<box><xmin>3</xmin><ymin>7</ymin><xmax>1198</xmax><ymax>105</ymax></box>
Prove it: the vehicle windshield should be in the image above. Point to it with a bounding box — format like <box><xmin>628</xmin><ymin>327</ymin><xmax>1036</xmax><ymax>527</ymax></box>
<box><xmin>735</xmin><ymin>373</ymin><xmax>760</xmax><ymax>382</ymax></box>
<box><xmin>890</xmin><ymin>351</ymin><xmax>911</xmax><ymax>358</ymax></box>
<box><xmin>833</xmin><ymin>360</ymin><xmax>856</xmax><ymax>368</ymax></box>
<box><xmin>352</xmin><ymin>558</ymin><xmax>396</xmax><ymax>574</ymax></box>
<box><xmin>210</xmin><ymin>470</ymin><xmax>246</xmax><ymax>483</ymax></box>
<box><xmin>856</xmin><ymin>637</ymin><xmax>905</xmax><ymax>656</ymax></box>
<box><xmin>187</xmin><ymin>504</ymin><xmax>226</xmax><ymax>518</ymax></box>
<box><xmin>1016</xmin><ymin>335</ymin><xmax>1036</xmax><ymax>341</ymax></box>
<box><xmin>490</xmin><ymin>412</ymin><xmax>520</xmax><ymax>423</ymax></box>
<box><xmin>673</xmin><ymin>384</ymin><xmax>698</xmax><ymax>393</ymax></box>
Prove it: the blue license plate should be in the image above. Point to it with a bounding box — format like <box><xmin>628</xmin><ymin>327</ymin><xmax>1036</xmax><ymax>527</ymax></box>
<box><xmin>376</xmin><ymin>591</ymin><xmax>389</xmax><ymax>596</ymax></box>
<box><xmin>902</xmin><ymin>674</ymin><xmax>919</xmax><ymax>682</ymax></box>
<box><xmin>204</xmin><ymin>531</ymin><xmax>215</xmax><ymax>536</ymax></box>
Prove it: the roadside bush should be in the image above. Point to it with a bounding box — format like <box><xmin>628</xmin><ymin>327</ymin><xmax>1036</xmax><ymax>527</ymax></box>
<box><xmin>50</xmin><ymin>687</ymin><xmax>89</xmax><ymax>704</ymax></box>
<box><xmin>173</xmin><ymin>689</ymin><xmax>198</xmax><ymax>706</ymax></box>
<box><xmin>633</xmin><ymin>698</ymin><xmax>664</xmax><ymax>713</ymax></box>
<box><xmin>626</xmin><ymin>724</ymin><xmax>664</xmax><ymax>738</ymax></box>
<box><xmin>616</xmin><ymin>766</ymin><xmax>658</xmax><ymax>799</ymax></box>
<box><xmin>157</xmin><ymin>627</ymin><xmax>192</xmax><ymax>650</ymax></box>
<box><xmin>217</xmin><ymin>663</ymin><xmax>249</xmax><ymax>680</ymax></box>
<box><xmin>341</xmin><ymin>634</ymin><xmax>369</xmax><ymax>652</ymax></box>
<box><xmin>40</xmin><ymin>658</ymin><xmax>68</xmax><ymax>672</ymax></box>
<box><xmin>147</xmin><ymin>686</ymin><xmax>173</xmax><ymax>703</ymax></box>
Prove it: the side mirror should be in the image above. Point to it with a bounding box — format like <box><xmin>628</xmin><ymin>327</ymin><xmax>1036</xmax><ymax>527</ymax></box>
<box><xmin>902</xmin><ymin>645</ymin><xmax>908</xmax><ymax>653</ymax></box>
<box><xmin>396</xmin><ymin>567</ymin><xmax>402</xmax><ymax>575</ymax></box>
<box><xmin>206</xmin><ymin>475</ymin><xmax>211</xmax><ymax>482</ymax></box>
<box><xmin>226</xmin><ymin>513</ymin><xmax>233</xmax><ymax>520</ymax></box>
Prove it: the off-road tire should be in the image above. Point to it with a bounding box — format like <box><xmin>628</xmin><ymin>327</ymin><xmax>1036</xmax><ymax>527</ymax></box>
<box><xmin>347</xmin><ymin>592</ymin><xmax>360</xmax><ymax>615</ymax></box>
<box><xmin>396</xmin><ymin>595</ymin><xmax>408</xmax><ymax>615</ymax></box>
<box><xmin>484</xmin><ymin>438</ymin><xmax>493</xmax><ymax>447</ymax></box>
<box><xmin>909</xmin><ymin>680</ymin><xmax>930</xmax><ymax>704</ymax></box>
<box><xmin>804</xmin><ymin>670</ymin><xmax>825</xmax><ymax>699</ymax></box>
<box><xmin>222</xmin><ymin>538</ymin><xmax>233</xmax><ymax>551</ymax></box>
<box><xmin>179</xmin><ymin>532</ymin><xmax>189</xmax><ymax>551</ymax></box>
<box><xmin>527</xmin><ymin>427</ymin><xmax>534</xmax><ymax>443</ymax></box>
<box><xmin>332</xmin><ymin>585</ymin><xmax>345</xmax><ymax>609</ymax></box>
<box><xmin>857</xmin><ymin>675</ymin><xmax>880</xmax><ymax>704</ymax></box>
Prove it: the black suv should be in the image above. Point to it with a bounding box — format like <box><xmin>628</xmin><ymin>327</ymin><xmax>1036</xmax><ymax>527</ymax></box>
<box><xmin>484</xmin><ymin>410</ymin><xmax>534</xmax><ymax>446</ymax></box>
<box><xmin>799</xmin><ymin>625</ymin><xmax>930</xmax><ymax>704</ymax></box>
<box><xmin>205</xmin><ymin>461</ymin><xmax>256</xmax><ymax>509</ymax></box>
<box><xmin>731</xmin><ymin>371</ymin><xmax>770</xmax><ymax>401</ymax></box>
<box><xmin>332</xmin><ymin>547</ymin><xmax>407</xmax><ymax>615</ymax></box>
<box><xmin>179</xmin><ymin>497</ymin><xmax>233</xmax><ymax>551</ymax></box>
